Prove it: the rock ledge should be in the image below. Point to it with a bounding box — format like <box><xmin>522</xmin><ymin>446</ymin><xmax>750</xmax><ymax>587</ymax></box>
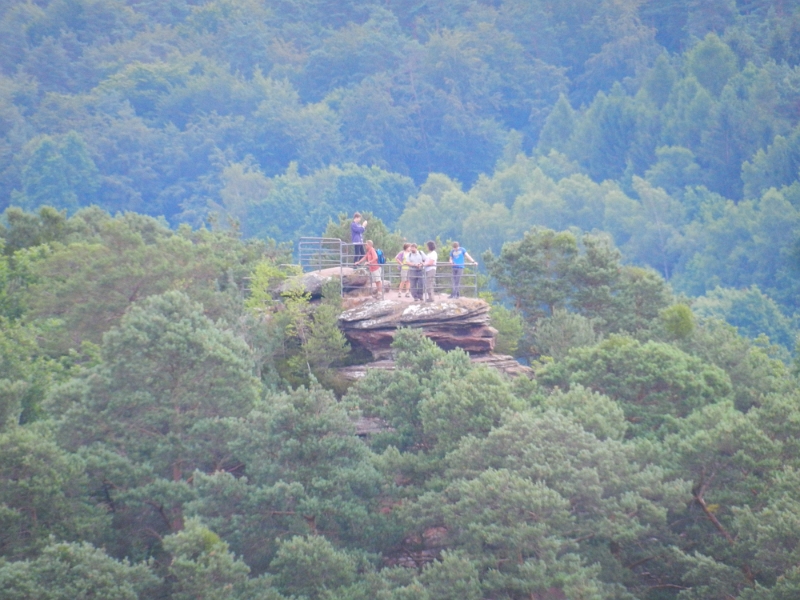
<box><xmin>338</xmin><ymin>297</ymin><xmax>496</xmax><ymax>359</ymax></box>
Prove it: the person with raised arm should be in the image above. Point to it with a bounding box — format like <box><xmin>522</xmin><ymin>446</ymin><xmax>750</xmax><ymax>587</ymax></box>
<box><xmin>350</xmin><ymin>212</ymin><xmax>367</xmax><ymax>264</ymax></box>
<box><xmin>448</xmin><ymin>241</ymin><xmax>477</xmax><ymax>298</ymax></box>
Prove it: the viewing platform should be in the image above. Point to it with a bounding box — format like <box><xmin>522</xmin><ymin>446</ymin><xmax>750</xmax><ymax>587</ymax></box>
<box><xmin>287</xmin><ymin>238</ymin><xmax>531</xmax><ymax>379</ymax></box>
<box><xmin>297</xmin><ymin>237</ymin><xmax>479</xmax><ymax>300</ymax></box>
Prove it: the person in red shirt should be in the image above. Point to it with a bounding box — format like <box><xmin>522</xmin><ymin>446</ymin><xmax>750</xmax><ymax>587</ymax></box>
<box><xmin>355</xmin><ymin>239</ymin><xmax>383</xmax><ymax>297</ymax></box>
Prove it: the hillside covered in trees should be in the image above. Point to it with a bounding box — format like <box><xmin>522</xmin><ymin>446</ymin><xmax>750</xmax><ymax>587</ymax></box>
<box><xmin>4</xmin><ymin>0</ymin><xmax>800</xmax><ymax>598</ymax></box>
<box><xmin>2</xmin><ymin>207</ymin><xmax>800</xmax><ymax>600</ymax></box>
<box><xmin>3</xmin><ymin>0</ymin><xmax>800</xmax><ymax>345</ymax></box>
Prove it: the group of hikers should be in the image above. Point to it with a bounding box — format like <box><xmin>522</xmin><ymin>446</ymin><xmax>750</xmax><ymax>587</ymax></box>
<box><xmin>350</xmin><ymin>212</ymin><xmax>477</xmax><ymax>301</ymax></box>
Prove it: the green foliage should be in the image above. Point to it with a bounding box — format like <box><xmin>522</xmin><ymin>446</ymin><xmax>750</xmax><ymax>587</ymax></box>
<box><xmin>541</xmin><ymin>385</ymin><xmax>628</xmax><ymax>441</ymax></box>
<box><xmin>349</xmin><ymin>329</ymin><xmax>530</xmax><ymax>459</ymax></box>
<box><xmin>270</xmin><ymin>535</ymin><xmax>359</xmax><ymax>599</ymax></box>
<box><xmin>417</xmin><ymin>552</ymin><xmax>482</xmax><ymax>600</ymax></box>
<box><xmin>52</xmin><ymin>291</ymin><xmax>260</xmax><ymax>480</ymax></box>
<box><xmin>538</xmin><ymin>335</ymin><xmax>732</xmax><ymax>435</ymax></box>
<box><xmin>9</xmin><ymin>208</ymin><xmax>274</xmax><ymax>355</ymax></box>
<box><xmin>269</xmin><ymin>279</ymin><xmax>350</xmax><ymax>387</ymax></box>
<box><xmin>673</xmin><ymin>187</ymin><xmax>800</xmax><ymax>313</ymax></box>
<box><xmin>742</xmin><ymin>124</ymin><xmax>800</xmax><ymax>199</ymax></box>
<box><xmin>677</xmin><ymin>317</ymin><xmax>792</xmax><ymax>412</ymax></box>
<box><xmin>485</xmin><ymin>227</ymin><xmax>673</xmax><ymax>334</ymax></box>
<box><xmin>163</xmin><ymin>518</ymin><xmax>277</xmax><ymax>600</ymax></box>
<box><xmin>488</xmin><ymin>302</ymin><xmax>525</xmax><ymax>357</ymax></box>
<box><xmin>406</xmin><ymin>408</ymin><xmax>688</xmax><ymax>599</ymax></box>
<box><xmin>0</xmin><ymin>206</ymin><xmax>70</xmax><ymax>256</ymax></box>
<box><xmin>644</xmin><ymin>145</ymin><xmax>703</xmax><ymax>200</ymax></box>
<box><xmin>0</xmin><ymin>539</ymin><xmax>158</xmax><ymax>600</ymax></box>
<box><xmin>3</xmin><ymin>4</ymin><xmax>800</xmax><ymax>597</ymax></box>
<box><xmin>240</xmin><ymin>163</ymin><xmax>416</xmax><ymax>242</ymax></box>
<box><xmin>0</xmin><ymin>426</ymin><xmax>107</xmax><ymax>560</ymax></box>
<box><xmin>661</xmin><ymin>303</ymin><xmax>696</xmax><ymax>340</ymax></box>
<box><xmin>484</xmin><ymin>227</ymin><xmax>579</xmax><ymax>320</ymax></box>
<box><xmin>11</xmin><ymin>132</ymin><xmax>99</xmax><ymax>213</ymax></box>
<box><xmin>245</xmin><ymin>259</ymin><xmax>300</xmax><ymax>313</ymax></box>
<box><xmin>693</xmin><ymin>285</ymin><xmax>797</xmax><ymax>351</ymax></box>
<box><xmin>685</xmin><ymin>34</ymin><xmax>739</xmax><ymax>97</ymax></box>
<box><xmin>0</xmin><ymin>319</ymin><xmax>62</xmax><ymax>425</ymax></box>
<box><xmin>533</xmin><ymin>308</ymin><xmax>598</xmax><ymax>360</ymax></box>
<box><xmin>206</xmin><ymin>384</ymin><xmax>393</xmax><ymax>567</ymax></box>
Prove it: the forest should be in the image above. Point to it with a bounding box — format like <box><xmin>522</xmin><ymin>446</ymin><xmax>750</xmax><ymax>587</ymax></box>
<box><xmin>3</xmin><ymin>0</ymin><xmax>800</xmax><ymax>598</ymax></box>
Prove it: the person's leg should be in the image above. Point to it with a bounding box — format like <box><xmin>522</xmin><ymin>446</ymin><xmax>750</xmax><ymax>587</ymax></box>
<box><xmin>425</xmin><ymin>270</ymin><xmax>435</xmax><ymax>300</ymax></box>
<box><xmin>452</xmin><ymin>267</ymin><xmax>462</xmax><ymax>298</ymax></box>
<box><xmin>354</xmin><ymin>244</ymin><xmax>364</xmax><ymax>264</ymax></box>
<box><xmin>450</xmin><ymin>267</ymin><xmax>456</xmax><ymax>297</ymax></box>
<box><xmin>412</xmin><ymin>270</ymin><xmax>422</xmax><ymax>299</ymax></box>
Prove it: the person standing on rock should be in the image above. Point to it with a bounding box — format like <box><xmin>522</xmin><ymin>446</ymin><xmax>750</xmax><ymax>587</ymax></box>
<box><xmin>355</xmin><ymin>239</ymin><xmax>382</xmax><ymax>297</ymax></box>
<box><xmin>449</xmin><ymin>241</ymin><xmax>477</xmax><ymax>298</ymax></box>
<box><xmin>423</xmin><ymin>241</ymin><xmax>438</xmax><ymax>302</ymax></box>
<box><xmin>395</xmin><ymin>243</ymin><xmax>411</xmax><ymax>297</ymax></box>
<box><xmin>406</xmin><ymin>243</ymin><xmax>424</xmax><ymax>300</ymax></box>
<box><xmin>351</xmin><ymin>212</ymin><xmax>367</xmax><ymax>264</ymax></box>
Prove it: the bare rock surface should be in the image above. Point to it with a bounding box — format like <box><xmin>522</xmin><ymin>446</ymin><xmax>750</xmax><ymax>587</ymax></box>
<box><xmin>469</xmin><ymin>353</ymin><xmax>534</xmax><ymax>378</ymax></box>
<box><xmin>354</xmin><ymin>416</ymin><xmax>393</xmax><ymax>436</ymax></box>
<box><xmin>277</xmin><ymin>267</ymin><xmax>369</xmax><ymax>297</ymax></box>
<box><xmin>338</xmin><ymin>297</ymin><xmax>496</xmax><ymax>359</ymax></box>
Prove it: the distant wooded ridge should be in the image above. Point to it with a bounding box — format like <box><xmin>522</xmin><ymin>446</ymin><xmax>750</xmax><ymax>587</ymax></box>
<box><xmin>2</xmin><ymin>0</ymin><xmax>800</xmax><ymax>337</ymax></box>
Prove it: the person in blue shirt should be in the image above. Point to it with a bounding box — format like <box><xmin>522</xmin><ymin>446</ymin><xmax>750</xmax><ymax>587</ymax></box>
<box><xmin>350</xmin><ymin>212</ymin><xmax>367</xmax><ymax>263</ymax></box>
<box><xmin>448</xmin><ymin>241</ymin><xmax>477</xmax><ymax>298</ymax></box>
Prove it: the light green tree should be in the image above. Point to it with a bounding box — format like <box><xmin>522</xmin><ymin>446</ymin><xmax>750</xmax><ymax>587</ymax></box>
<box><xmin>0</xmin><ymin>539</ymin><xmax>158</xmax><ymax>600</ymax></box>
<box><xmin>163</xmin><ymin>518</ymin><xmax>279</xmax><ymax>600</ymax></box>
<box><xmin>538</xmin><ymin>335</ymin><xmax>732</xmax><ymax>435</ymax></box>
<box><xmin>53</xmin><ymin>291</ymin><xmax>260</xmax><ymax>481</ymax></box>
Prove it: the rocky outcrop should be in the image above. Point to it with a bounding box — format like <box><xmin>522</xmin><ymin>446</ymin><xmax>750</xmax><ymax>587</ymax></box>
<box><xmin>277</xmin><ymin>267</ymin><xmax>369</xmax><ymax>298</ymax></box>
<box><xmin>338</xmin><ymin>297</ymin><xmax>497</xmax><ymax>359</ymax></box>
<box><xmin>337</xmin><ymin>296</ymin><xmax>533</xmax><ymax>379</ymax></box>
<box><xmin>469</xmin><ymin>353</ymin><xmax>534</xmax><ymax>378</ymax></box>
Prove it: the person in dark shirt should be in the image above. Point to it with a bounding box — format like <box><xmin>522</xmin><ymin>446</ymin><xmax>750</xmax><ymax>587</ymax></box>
<box><xmin>350</xmin><ymin>212</ymin><xmax>367</xmax><ymax>264</ymax></box>
<box><xmin>406</xmin><ymin>243</ymin><xmax>424</xmax><ymax>301</ymax></box>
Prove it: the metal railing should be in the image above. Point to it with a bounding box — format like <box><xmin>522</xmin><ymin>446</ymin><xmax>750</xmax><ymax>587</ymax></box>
<box><xmin>298</xmin><ymin>237</ymin><xmax>479</xmax><ymax>300</ymax></box>
<box><xmin>298</xmin><ymin>237</ymin><xmax>346</xmax><ymax>272</ymax></box>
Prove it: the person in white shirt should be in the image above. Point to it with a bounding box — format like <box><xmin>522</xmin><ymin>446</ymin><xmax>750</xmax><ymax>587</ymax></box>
<box><xmin>423</xmin><ymin>240</ymin><xmax>438</xmax><ymax>302</ymax></box>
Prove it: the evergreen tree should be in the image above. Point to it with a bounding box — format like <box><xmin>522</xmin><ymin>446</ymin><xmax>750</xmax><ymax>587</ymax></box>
<box><xmin>0</xmin><ymin>540</ymin><xmax>158</xmax><ymax>600</ymax></box>
<box><xmin>685</xmin><ymin>33</ymin><xmax>739</xmax><ymax>97</ymax></box>
<box><xmin>12</xmin><ymin>133</ymin><xmax>99</xmax><ymax>213</ymax></box>
<box><xmin>537</xmin><ymin>93</ymin><xmax>575</xmax><ymax>154</ymax></box>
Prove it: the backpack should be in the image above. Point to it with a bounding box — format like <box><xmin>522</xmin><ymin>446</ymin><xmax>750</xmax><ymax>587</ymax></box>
<box><xmin>375</xmin><ymin>248</ymin><xmax>386</xmax><ymax>265</ymax></box>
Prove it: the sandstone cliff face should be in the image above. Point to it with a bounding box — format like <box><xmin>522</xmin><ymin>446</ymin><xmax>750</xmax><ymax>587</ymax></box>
<box><xmin>338</xmin><ymin>297</ymin><xmax>497</xmax><ymax>359</ymax></box>
<box><xmin>337</xmin><ymin>297</ymin><xmax>533</xmax><ymax>378</ymax></box>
